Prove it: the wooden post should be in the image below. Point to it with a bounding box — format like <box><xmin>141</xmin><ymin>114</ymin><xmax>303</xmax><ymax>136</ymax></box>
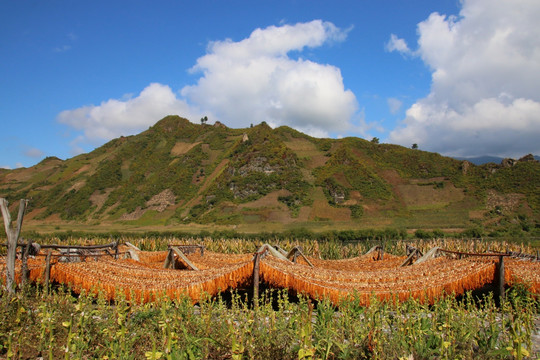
<box><xmin>400</xmin><ymin>250</ymin><xmax>418</xmax><ymax>267</ymax></box>
<box><xmin>498</xmin><ymin>255</ymin><xmax>505</xmax><ymax>301</ymax></box>
<box><xmin>44</xmin><ymin>250</ymin><xmax>52</xmax><ymax>293</ymax></box>
<box><xmin>114</xmin><ymin>241</ymin><xmax>119</xmax><ymax>260</ymax></box>
<box><xmin>253</xmin><ymin>252</ymin><xmax>260</xmax><ymax>307</ymax></box>
<box><xmin>0</xmin><ymin>198</ymin><xmax>29</xmax><ymax>293</ymax></box>
<box><xmin>21</xmin><ymin>241</ymin><xmax>32</xmax><ymax>287</ymax></box>
<box><xmin>163</xmin><ymin>249</ymin><xmax>173</xmax><ymax>269</ymax></box>
<box><xmin>298</xmin><ymin>250</ymin><xmax>314</xmax><ymax>268</ymax></box>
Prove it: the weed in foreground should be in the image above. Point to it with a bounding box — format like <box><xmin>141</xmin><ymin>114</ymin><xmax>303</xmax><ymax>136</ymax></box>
<box><xmin>0</xmin><ymin>284</ymin><xmax>538</xmax><ymax>359</ymax></box>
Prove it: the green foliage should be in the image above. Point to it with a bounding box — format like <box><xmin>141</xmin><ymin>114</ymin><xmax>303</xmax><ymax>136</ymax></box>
<box><xmin>1</xmin><ymin>280</ymin><xmax>537</xmax><ymax>359</ymax></box>
<box><xmin>188</xmin><ymin>204</ymin><xmax>205</xmax><ymax>219</ymax></box>
<box><xmin>315</xmin><ymin>138</ymin><xmax>333</xmax><ymax>152</ymax></box>
<box><xmin>480</xmin><ymin>162</ymin><xmax>540</xmax><ymax>210</ymax></box>
<box><xmin>314</xmin><ymin>145</ymin><xmax>393</xmax><ymax>203</ymax></box>
<box><xmin>349</xmin><ymin>205</ymin><xmax>364</xmax><ymax>219</ymax></box>
<box><xmin>414</xmin><ymin>229</ymin><xmax>432</xmax><ymax>239</ymax></box>
<box><xmin>278</xmin><ymin>194</ymin><xmax>303</xmax><ymax>217</ymax></box>
<box><xmin>89</xmin><ymin>158</ymin><xmax>123</xmax><ymax>190</ymax></box>
<box><xmin>462</xmin><ymin>226</ymin><xmax>485</xmax><ymax>238</ymax></box>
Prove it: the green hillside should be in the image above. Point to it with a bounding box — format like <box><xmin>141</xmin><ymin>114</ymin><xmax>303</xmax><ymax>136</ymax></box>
<box><xmin>1</xmin><ymin>115</ymin><xmax>538</xmax><ymax>236</ymax></box>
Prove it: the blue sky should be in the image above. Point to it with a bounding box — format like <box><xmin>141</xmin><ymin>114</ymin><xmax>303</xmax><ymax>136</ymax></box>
<box><xmin>1</xmin><ymin>0</ymin><xmax>539</xmax><ymax>169</ymax></box>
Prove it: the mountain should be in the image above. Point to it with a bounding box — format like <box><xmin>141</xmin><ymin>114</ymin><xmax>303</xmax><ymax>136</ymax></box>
<box><xmin>453</xmin><ymin>155</ymin><xmax>540</xmax><ymax>165</ymax></box>
<box><xmin>453</xmin><ymin>156</ymin><xmax>505</xmax><ymax>165</ymax></box>
<box><xmin>1</xmin><ymin>116</ymin><xmax>539</xmax><ymax>234</ymax></box>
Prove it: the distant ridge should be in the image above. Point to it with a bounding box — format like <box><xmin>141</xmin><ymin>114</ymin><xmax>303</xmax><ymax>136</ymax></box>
<box><xmin>453</xmin><ymin>155</ymin><xmax>540</xmax><ymax>165</ymax></box>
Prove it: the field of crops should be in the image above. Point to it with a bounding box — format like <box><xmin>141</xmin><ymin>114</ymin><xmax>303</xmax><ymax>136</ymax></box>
<box><xmin>1</xmin><ymin>237</ymin><xmax>539</xmax><ymax>359</ymax></box>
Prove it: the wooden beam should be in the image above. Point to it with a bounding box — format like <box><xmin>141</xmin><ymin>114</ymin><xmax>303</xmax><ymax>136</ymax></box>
<box><xmin>1</xmin><ymin>242</ymin><xmax>117</xmax><ymax>250</ymax></box>
<box><xmin>125</xmin><ymin>242</ymin><xmax>140</xmax><ymax>251</ymax></box>
<box><xmin>39</xmin><ymin>243</ymin><xmax>117</xmax><ymax>250</ymax></box>
<box><xmin>171</xmin><ymin>246</ymin><xmax>199</xmax><ymax>271</ymax></box>
<box><xmin>285</xmin><ymin>247</ymin><xmax>296</xmax><ymax>260</ymax></box>
<box><xmin>167</xmin><ymin>244</ymin><xmax>205</xmax><ymax>256</ymax></box>
<box><xmin>256</xmin><ymin>244</ymin><xmax>290</xmax><ymax>262</ymax></box>
<box><xmin>286</xmin><ymin>247</ymin><xmax>314</xmax><ymax>268</ymax></box>
<box><xmin>400</xmin><ymin>250</ymin><xmax>418</xmax><ymax>267</ymax></box>
<box><xmin>124</xmin><ymin>242</ymin><xmax>141</xmax><ymax>261</ymax></box>
<box><xmin>127</xmin><ymin>249</ymin><xmax>140</xmax><ymax>261</ymax></box>
<box><xmin>274</xmin><ymin>245</ymin><xmax>288</xmax><ymax>256</ymax></box>
<box><xmin>413</xmin><ymin>247</ymin><xmax>441</xmax><ymax>265</ymax></box>
<box><xmin>365</xmin><ymin>245</ymin><xmax>381</xmax><ymax>256</ymax></box>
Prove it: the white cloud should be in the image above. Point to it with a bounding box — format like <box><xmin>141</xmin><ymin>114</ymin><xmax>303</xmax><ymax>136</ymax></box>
<box><xmin>389</xmin><ymin>0</ymin><xmax>540</xmax><ymax>157</ymax></box>
<box><xmin>24</xmin><ymin>147</ymin><xmax>44</xmax><ymax>158</ymax></box>
<box><xmin>0</xmin><ymin>165</ymin><xmax>11</xmax><ymax>170</ymax></box>
<box><xmin>54</xmin><ymin>32</ymin><xmax>77</xmax><ymax>53</ymax></box>
<box><xmin>181</xmin><ymin>20</ymin><xmax>358</xmax><ymax>136</ymax></box>
<box><xmin>387</xmin><ymin>98</ymin><xmax>403</xmax><ymax>114</ymax></box>
<box><xmin>58</xmin><ymin>20</ymin><xmax>362</xmax><ymax>147</ymax></box>
<box><xmin>54</xmin><ymin>45</ymin><xmax>71</xmax><ymax>53</ymax></box>
<box><xmin>385</xmin><ymin>34</ymin><xmax>411</xmax><ymax>55</ymax></box>
<box><xmin>68</xmin><ymin>136</ymin><xmax>86</xmax><ymax>157</ymax></box>
<box><xmin>58</xmin><ymin>83</ymin><xmax>199</xmax><ymax>145</ymax></box>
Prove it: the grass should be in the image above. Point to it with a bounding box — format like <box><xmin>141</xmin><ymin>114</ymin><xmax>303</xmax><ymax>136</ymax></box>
<box><xmin>406</xmin><ymin>203</ymin><xmax>450</xmax><ymax>211</ymax></box>
<box><xmin>1</xmin><ymin>282</ymin><xmax>537</xmax><ymax>359</ymax></box>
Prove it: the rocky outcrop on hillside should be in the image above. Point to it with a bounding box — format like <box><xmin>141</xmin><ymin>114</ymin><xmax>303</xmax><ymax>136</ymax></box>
<box><xmin>460</xmin><ymin>160</ymin><xmax>472</xmax><ymax>175</ymax></box>
<box><xmin>518</xmin><ymin>154</ymin><xmax>537</xmax><ymax>163</ymax></box>
<box><xmin>486</xmin><ymin>190</ymin><xmax>524</xmax><ymax>212</ymax></box>
<box><xmin>146</xmin><ymin>189</ymin><xmax>175</xmax><ymax>212</ymax></box>
<box><xmin>501</xmin><ymin>154</ymin><xmax>538</xmax><ymax>168</ymax></box>
<box><xmin>236</xmin><ymin>156</ymin><xmax>280</xmax><ymax>176</ymax></box>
